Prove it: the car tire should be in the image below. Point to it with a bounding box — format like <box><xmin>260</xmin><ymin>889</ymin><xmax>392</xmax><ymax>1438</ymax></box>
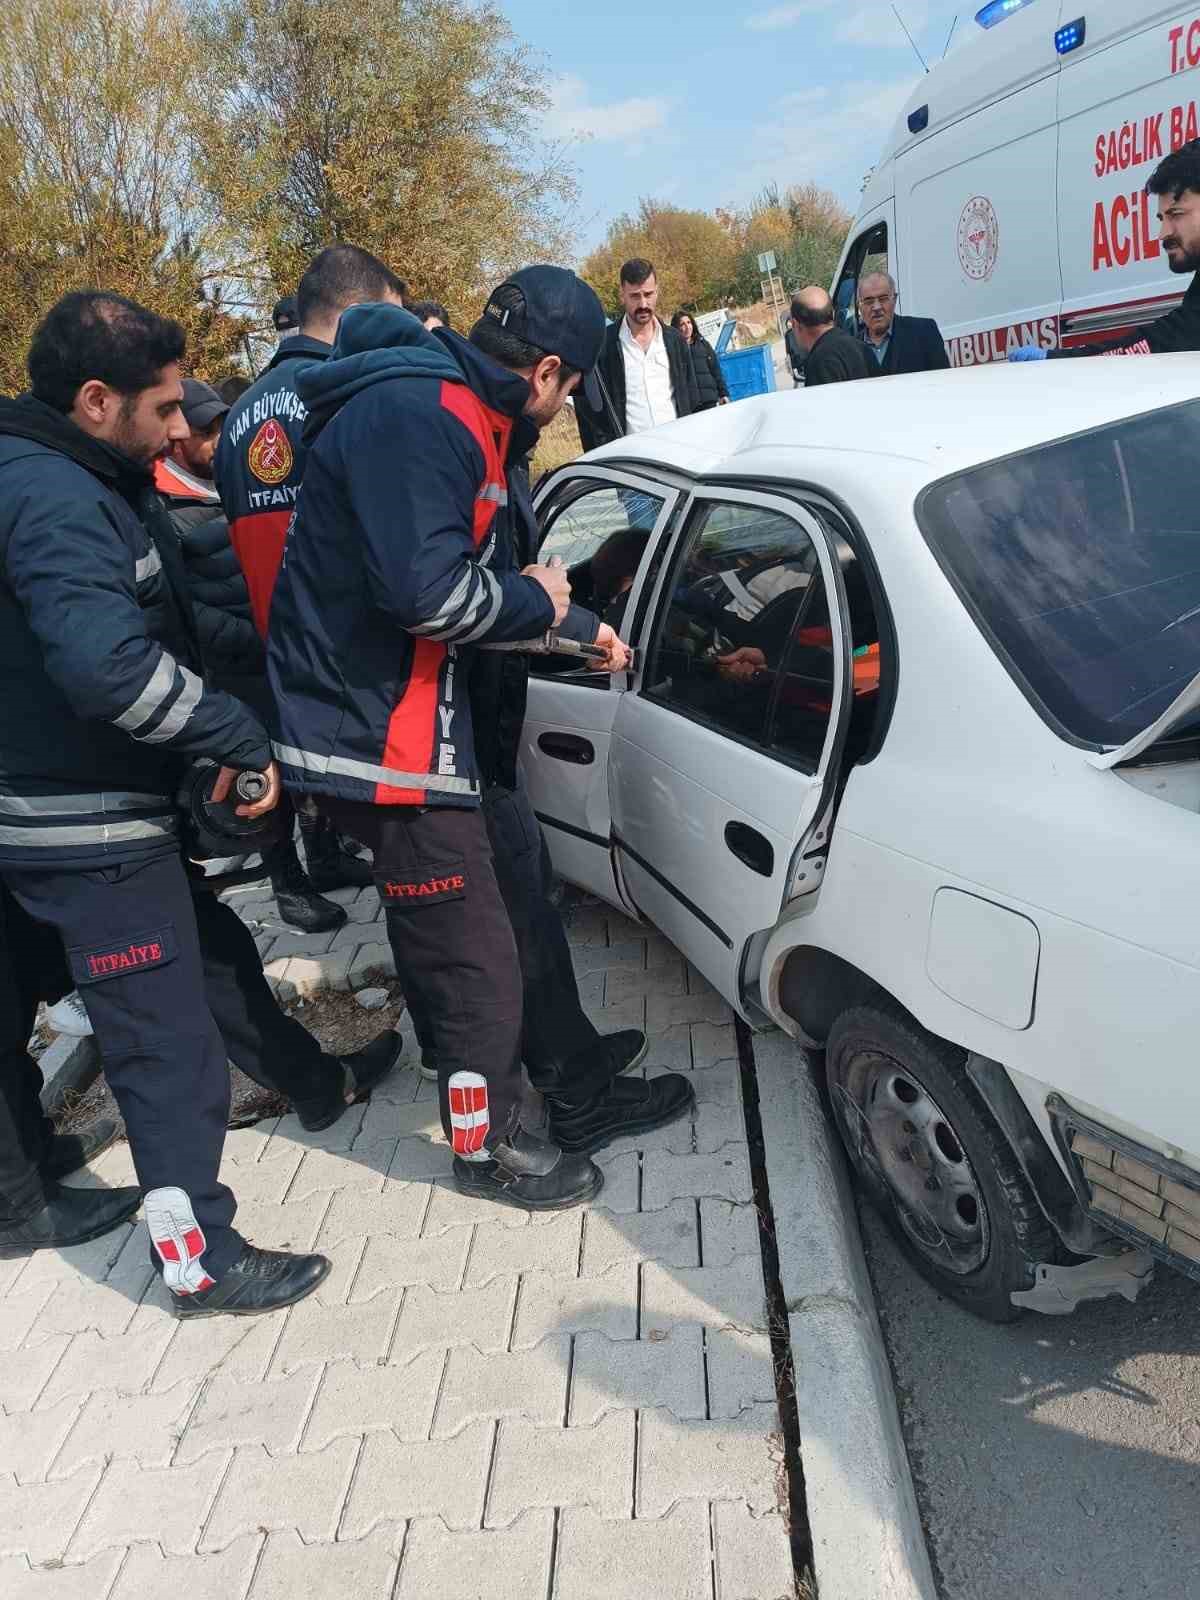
<box><xmin>825</xmin><ymin>1001</ymin><xmax>1059</xmax><ymax>1323</ymax></box>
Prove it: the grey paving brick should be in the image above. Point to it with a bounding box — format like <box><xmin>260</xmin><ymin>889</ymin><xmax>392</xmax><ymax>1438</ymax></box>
<box><xmin>691</xmin><ymin>1061</ymin><xmax>743</xmax><ymax>1106</ymax></box>
<box><xmin>110</xmin><ymin>1532</ymin><xmax>262</xmax><ymax>1600</ymax></box>
<box><xmin>328</xmin><ymin>919</ymin><xmax>371</xmax><ymax>950</ymax></box>
<box><xmin>201</xmin><ymin>1437</ymin><xmax>359</xmax><ymax>1550</ymax></box>
<box><xmin>219</xmin><ymin>1121</ymin><xmax>281</xmax><ymax>1166</ymax></box>
<box><xmin>71</xmin><ymin>1456</ymin><xmax>225</xmax><ymax>1560</ymax></box>
<box><xmin>464</xmin><ymin>1208</ymin><xmax>583</xmax><ymax>1286</ymax></box>
<box><xmin>350</xmin><ymin>942</ymin><xmax>396</xmax><ymax>987</ymax></box>
<box><xmin>16</xmin><ymin>1225</ymin><xmax>138</xmax><ymax>1298</ymax></box>
<box><xmin>0</xmin><ymin>1335</ymin><xmax>72</xmax><ymax>1410</ymax></box>
<box><xmin>569</xmin><ymin>1327</ymin><xmax>707</xmax><ymax>1425</ymax></box>
<box><xmin>266</xmin><ymin>1102</ymin><xmax>367</xmax><ymax>1157</ymax></box>
<box><xmin>690</xmin><ymin>1019</ymin><xmax>738</xmax><ymax>1067</ymax></box>
<box><xmin>259</xmin><ymin>929</ymin><xmax>337</xmax><ymax>960</ymax></box>
<box><xmin>254</xmin><ymin>932</ymin><xmax>276</xmax><ymax>961</ymax></box>
<box><xmin>346</xmin><ymin>893</ymin><xmax>386</xmax><ymax>924</ymax></box>
<box><xmin>387</xmin><ymin>1134</ymin><xmax>455</xmax><ymax>1183</ymax></box>
<box><xmin>151</xmin><ymin>1307</ymin><xmax>281</xmax><ymax>1392</ymax></box>
<box><xmin>642</xmin><ymin>1022</ymin><xmax>694</xmax><ymax>1074</ymax></box>
<box><xmin>555</xmin><ymin>1502</ymin><xmax>712</xmax><ymax>1600</ymax></box>
<box><xmin>706</xmin><ymin>1329</ymin><xmax>777</xmax><ymax>1418</ymax></box>
<box><xmin>272</xmin><ymin>1288</ymin><xmax>402</xmax><ymax>1374</ymax></box>
<box><xmin>596</xmin><ymin>995</ymin><xmax>645</xmax><ymax>1031</ymax></box>
<box><xmin>228</xmin><ymin>1193</ymin><xmax>328</xmax><ymax>1254</ymax></box>
<box><xmin>391</xmin><ymin>1280</ymin><xmax>517</xmax><ymax>1359</ymax></box>
<box><xmin>286</xmin><ymin>1142</ymin><xmax>391</xmax><ymax>1200</ymax></box>
<box><xmin>636</xmin><ymin>1403</ymin><xmax>780</xmax><ymax>1517</ymax></box>
<box><xmin>0</xmin><ymin>1466</ymin><xmax>102</xmax><ymax>1563</ymax></box>
<box><xmin>421</xmin><ymin>1181</ymin><xmax>531</xmax><ymax>1234</ymax></box>
<box><xmin>262</xmin><ymin>960</ymin><xmax>297</xmax><ymax>1003</ymax></box>
<box><xmin>22</xmin><ymin>1259</ymin><xmax>150</xmax><ymax>1344</ymax></box>
<box><xmin>316</xmin><ymin>946</ymin><xmax>357</xmax><ymax>990</ymax></box>
<box><xmin>691</xmin><ymin>1099</ymin><xmax>749</xmax><ymax>1154</ymax></box>
<box><xmin>177</xmin><ymin>1367</ymin><xmax>321</xmax><ymax>1463</ymax></box>
<box><xmin>303</xmin><ymin>1349</ymin><xmax>444</xmax><ymax>1451</ymax></box>
<box><xmin>713</xmin><ymin>1502</ymin><xmax>795</xmax><ymax>1599</ymax></box>
<box><xmin>219</xmin><ymin>1149</ymin><xmax>303</xmax><ymax>1207</ymax></box>
<box><xmin>700</xmin><ymin>1198</ymin><xmax>762</xmax><ymax>1266</ymax></box>
<box><xmin>580</xmin><ymin>1200</ymin><xmax>698</xmax><ymax>1277</ymax></box>
<box><xmin>565</xmin><ymin>905</ymin><xmax>609</xmax><ymax>944</ymax></box>
<box><xmin>53</xmin><ymin>1380</ymin><xmax>198</xmax><ymax>1476</ymax></box>
<box><xmin>648</xmin><ymin>990</ymin><xmax>729</xmax><ymax>1031</ymax></box>
<box><xmin>316</xmin><ymin>1176</ymin><xmax>428</xmax><ymax>1246</ymax></box>
<box><xmin>605</xmin><ymin>963</ymin><xmax>686</xmax><ymax>1005</ymax></box>
<box><xmin>0</xmin><ymin>1550</ymin><xmax>123</xmax><ymax>1599</ymax></box>
<box><xmin>0</xmin><ymin>1397</ymin><xmax>81</xmax><ymax>1483</ymax></box>
<box><xmin>342</xmin><ymin>1419</ymin><xmax>492</xmax><ymax>1536</ymax></box>
<box><xmin>511</xmin><ymin>1264</ymin><xmax>638</xmax><ymax>1348</ymax></box>
<box><xmin>575</xmin><ymin>968</ymin><xmax>604</xmax><ymax>1010</ymax></box>
<box><xmin>572</xmin><ymin>940</ymin><xmax>644</xmax><ymax>973</ymax></box>
<box><xmin>249</xmin><ymin>1528</ymin><xmax>398</xmax><ymax>1599</ymax></box>
<box><xmin>434</xmin><ymin>1336</ymin><xmax>571</xmax><ymax>1437</ymax></box>
<box><xmin>356</xmin><ymin>1092</ymin><xmax>443</xmax><ymax>1147</ymax></box>
<box><xmin>591</xmin><ymin>1150</ymin><xmax>640</xmax><ymax>1215</ymax></box>
<box><xmin>641</xmin><ymin>1256</ymin><xmax>766</xmax><ymax>1337</ymax></box>
<box><xmin>351</xmin><ymin>1228</ymin><xmax>472</xmax><ymax>1299</ymax></box>
<box><xmin>396</xmin><ymin>1507</ymin><xmax>553</xmax><ymax>1600</ymax></box>
<box><xmin>487</xmin><ymin>1410</ymin><xmax>634</xmax><ymax>1526</ymax></box>
<box><xmin>641</xmin><ymin>1148</ymin><xmax>753</xmax><ymax>1209</ymax></box>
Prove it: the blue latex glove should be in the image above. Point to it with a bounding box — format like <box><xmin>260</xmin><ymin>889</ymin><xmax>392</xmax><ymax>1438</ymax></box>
<box><xmin>1008</xmin><ymin>346</ymin><xmax>1049</xmax><ymax>362</ymax></box>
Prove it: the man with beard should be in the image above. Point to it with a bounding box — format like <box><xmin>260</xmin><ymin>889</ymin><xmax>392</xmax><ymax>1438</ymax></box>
<box><xmin>574</xmin><ymin>258</ymin><xmax>699</xmax><ymax>450</ymax></box>
<box><xmin>1012</xmin><ymin>140</ymin><xmax>1200</xmax><ymax>362</ymax></box>
<box><xmin>0</xmin><ymin>291</ymin><xmax>391</xmax><ymax>1307</ymax></box>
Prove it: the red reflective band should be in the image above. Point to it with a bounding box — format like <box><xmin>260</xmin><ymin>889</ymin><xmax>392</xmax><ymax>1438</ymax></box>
<box><xmin>145</xmin><ymin>1187</ymin><xmax>216</xmax><ymax>1295</ymax></box>
<box><xmin>375</xmin><ymin>637</ymin><xmax>443</xmax><ymax>805</ymax></box>
<box><xmin>448</xmin><ymin>1071</ymin><xmax>490</xmax><ymax>1157</ymax></box>
<box><xmin>438</xmin><ymin>382</ymin><xmax>512</xmax><ymax>547</ymax></box>
<box><xmin>228</xmin><ymin>509</ymin><xmax>293</xmax><ymax>638</ymax></box>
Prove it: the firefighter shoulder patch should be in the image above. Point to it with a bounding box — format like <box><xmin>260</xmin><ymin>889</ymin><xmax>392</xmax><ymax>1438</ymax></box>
<box><xmin>247</xmin><ymin>417</ymin><xmax>294</xmax><ymax>485</ymax></box>
<box><xmin>447</xmin><ymin>1070</ymin><xmax>490</xmax><ymax>1161</ymax></box>
<box><xmin>144</xmin><ymin>1186</ymin><xmax>215</xmax><ymax>1295</ymax></box>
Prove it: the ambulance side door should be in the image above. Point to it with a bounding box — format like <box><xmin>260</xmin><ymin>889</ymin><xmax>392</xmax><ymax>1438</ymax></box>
<box><xmin>522</xmin><ymin>467</ymin><xmax>680</xmax><ymax>912</ymax></box>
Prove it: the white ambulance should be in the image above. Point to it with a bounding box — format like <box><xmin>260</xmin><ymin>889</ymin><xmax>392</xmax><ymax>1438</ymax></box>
<box><xmin>833</xmin><ymin>0</ymin><xmax>1200</xmax><ymax>365</ymax></box>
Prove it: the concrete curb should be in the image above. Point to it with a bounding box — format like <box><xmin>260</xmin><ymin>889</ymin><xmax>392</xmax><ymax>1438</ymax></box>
<box><xmin>39</xmin><ymin>1032</ymin><xmax>102</xmax><ymax>1114</ymax></box>
<box><xmin>753</xmin><ymin>1030</ymin><xmax>936</xmax><ymax>1600</ymax></box>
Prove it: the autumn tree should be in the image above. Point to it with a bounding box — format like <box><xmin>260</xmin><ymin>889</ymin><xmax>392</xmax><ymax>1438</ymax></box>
<box><xmin>0</xmin><ymin>0</ymin><xmax>251</xmax><ymax>394</ymax></box>
<box><xmin>581</xmin><ymin>201</ymin><xmax>741</xmax><ymax>317</ymax></box>
<box><xmin>730</xmin><ymin>183</ymin><xmax>853</xmax><ymax>303</ymax></box>
<box><xmin>190</xmin><ymin>0</ymin><xmax>577</xmax><ymax>324</ymax></box>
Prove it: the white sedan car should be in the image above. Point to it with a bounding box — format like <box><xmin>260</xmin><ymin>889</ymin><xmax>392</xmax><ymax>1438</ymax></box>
<box><xmin>522</xmin><ymin>359</ymin><xmax>1200</xmax><ymax>1322</ymax></box>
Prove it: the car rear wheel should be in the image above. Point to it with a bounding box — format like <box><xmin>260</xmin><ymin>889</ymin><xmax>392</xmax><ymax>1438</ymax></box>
<box><xmin>825</xmin><ymin>1001</ymin><xmax>1058</xmax><ymax>1323</ymax></box>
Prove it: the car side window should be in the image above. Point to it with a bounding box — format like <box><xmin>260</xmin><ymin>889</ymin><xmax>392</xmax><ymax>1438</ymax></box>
<box><xmin>834</xmin><ymin>222</ymin><xmax>889</xmax><ymax>335</ymax></box>
<box><xmin>642</xmin><ymin>499</ymin><xmax>836</xmax><ymax>770</ymax></box>
<box><xmin>538</xmin><ymin>482</ymin><xmax>664</xmax><ymax>624</ymax></box>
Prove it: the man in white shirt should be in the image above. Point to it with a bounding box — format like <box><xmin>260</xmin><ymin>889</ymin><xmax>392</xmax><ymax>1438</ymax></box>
<box><xmin>574</xmin><ymin>258</ymin><xmax>700</xmax><ymax>449</ymax></box>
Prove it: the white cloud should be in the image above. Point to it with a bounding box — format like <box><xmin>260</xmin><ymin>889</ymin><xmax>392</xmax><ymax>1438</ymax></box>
<box><xmin>745</xmin><ymin>1</ymin><xmax>829</xmax><ymax>30</ymax></box>
<box><xmin>543</xmin><ymin>74</ymin><xmax>670</xmax><ymax>143</ymax></box>
<box><xmin>746</xmin><ymin>73</ymin><xmax>921</xmax><ymax>203</ymax></box>
<box><xmin>836</xmin><ymin>1</ymin><xmax>932</xmax><ymax>49</ymax></box>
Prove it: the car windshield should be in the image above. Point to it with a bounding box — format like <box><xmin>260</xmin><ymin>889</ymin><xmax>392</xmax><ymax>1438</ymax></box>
<box><xmin>917</xmin><ymin>399</ymin><xmax>1200</xmax><ymax>748</ymax></box>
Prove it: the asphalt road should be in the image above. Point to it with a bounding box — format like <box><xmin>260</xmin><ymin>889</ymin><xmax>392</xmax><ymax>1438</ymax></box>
<box><xmin>860</xmin><ymin>1205</ymin><xmax>1200</xmax><ymax>1600</ymax></box>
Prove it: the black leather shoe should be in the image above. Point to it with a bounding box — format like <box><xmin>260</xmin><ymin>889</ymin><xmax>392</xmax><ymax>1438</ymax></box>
<box><xmin>305</xmin><ymin>844</ymin><xmax>374</xmax><ymax>893</ymax></box>
<box><xmin>0</xmin><ymin>1183</ymin><xmax>142</xmax><ymax>1258</ymax></box>
<box><xmin>563</xmin><ymin>1029</ymin><xmax>647</xmax><ymax>1087</ymax></box>
<box><xmin>453</xmin><ymin>1124</ymin><xmax>604</xmax><ymax>1212</ymax></box>
<box><xmin>549</xmin><ymin>1072</ymin><xmax>695</xmax><ymax>1156</ymax></box>
<box><xmin>271</xmin><ymin>856</ymin><xmax>347</xmax><ymax>934</ymax></box>
<box><xmin>171</xmin><ymin>1242</ymin><xmax>330</xmax><ymax>1319</ymax></box>
<box><xmin>40</xmin><ymin>1117</ymin><xmax>121</xmax><ymax>1183</ymax></box>
<box><xmin>294</xmin><ymin>1030</ymin><xmax>403</xmax><ymax>1132</ymax></box>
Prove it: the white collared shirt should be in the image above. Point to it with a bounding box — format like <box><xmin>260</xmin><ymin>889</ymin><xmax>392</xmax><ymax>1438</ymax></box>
<box><xmin>619</xmin><ymin>318</ymin><xmax>676</xmax><ymax>434</ymax></box>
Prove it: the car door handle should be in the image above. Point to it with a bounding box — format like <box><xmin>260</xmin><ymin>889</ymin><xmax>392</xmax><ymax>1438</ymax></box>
<box><xmin>537</xmin><ymin>732</ymin><xmax>595</xmax><ymax>765</ymax></box>
<box><xmin>724</xmin><ymin>821</ymin><xmax>774</xmax><ymax>877</ymax></box>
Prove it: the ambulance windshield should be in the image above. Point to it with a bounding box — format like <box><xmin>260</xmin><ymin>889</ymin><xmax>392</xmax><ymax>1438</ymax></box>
<box><xmin>917</xmin><ymin>398</ymin><xmax>1200</xmax><ymax>748</ymax></box>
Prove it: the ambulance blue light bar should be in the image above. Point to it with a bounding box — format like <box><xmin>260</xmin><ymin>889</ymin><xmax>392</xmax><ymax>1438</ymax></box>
<box><xmin>975</xmin><ymin>0</ymin><xmax>1035</xmax><ymax>28</ymax></box>
<box><xmin>1055</xmin><ymin>17</ymin><xmax>1085</xmax><ymax>53</ymax></box>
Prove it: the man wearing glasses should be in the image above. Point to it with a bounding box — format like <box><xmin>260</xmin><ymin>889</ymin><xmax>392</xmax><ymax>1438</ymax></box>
<box><xmin>857</xmin><ymin>272</ymin><xmax>950</xmax><ymax>377</ymax></box>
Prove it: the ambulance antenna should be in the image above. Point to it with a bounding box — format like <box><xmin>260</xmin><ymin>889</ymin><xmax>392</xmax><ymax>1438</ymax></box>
<box><xmin>942</xmin><ymin>14</ymin><xmax>958</xmax><ymax>57</ymax></box>
<box><xmin>891</xmin><ymin>4</ymin><xmax>930</xmax><ymax>72</ymax></box>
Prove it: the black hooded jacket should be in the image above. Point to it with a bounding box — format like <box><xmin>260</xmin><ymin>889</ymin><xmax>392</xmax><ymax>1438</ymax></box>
<box><xmin>0</xmin><ymin>396</ymin><xmax>271</xmax><ymax>869</ymax></box>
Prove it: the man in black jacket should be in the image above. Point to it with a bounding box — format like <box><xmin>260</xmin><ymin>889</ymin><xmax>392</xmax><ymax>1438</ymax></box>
<box><xmin>857</xmin><ymin>273</ymin><xmax>950</xmax><ymax>376</ymax></box>
<box><xmin>574</xmin><ymin>259</ymin><xmax>700</xmax><ymax>450</ymax></box>
<box><xmin>790</xmin><ymin>288</ymin><xmax>872</xmax><ymax>387</ymax></box>
<box><xmin>0</xmin><ymin>291</ymin><xmax>389</xmax><ymax>1310</ymax></box>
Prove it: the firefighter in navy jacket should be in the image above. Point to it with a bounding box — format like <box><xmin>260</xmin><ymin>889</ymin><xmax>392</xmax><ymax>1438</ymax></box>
<box><xmin>0</xmin><ymin>291</ymin><xmax>383</xmax><ymax>1310</ymax></box>
<box><xmin>269</xmin><ymin>270</ymin><xmax>652</xmax><ymax>1210</ymax></box>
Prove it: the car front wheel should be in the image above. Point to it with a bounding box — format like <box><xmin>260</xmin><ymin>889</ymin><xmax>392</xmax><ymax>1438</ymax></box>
<box><xmin>825</xmin><ymin>1002</ymin><xmax>1059</xmax><ymax>1323</ymax></box>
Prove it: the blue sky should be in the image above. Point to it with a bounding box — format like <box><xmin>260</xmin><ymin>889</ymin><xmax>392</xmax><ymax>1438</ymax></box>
<box><xmin>499</xmin><ymin>0</ymin><xmax>966</xmax><ymax>256</ymax></box>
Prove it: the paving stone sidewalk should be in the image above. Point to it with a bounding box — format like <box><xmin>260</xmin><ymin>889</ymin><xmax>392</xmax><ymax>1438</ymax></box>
<box><xmin>2</xmin><ymin>890</ymin><xmax>795</xmax><ymax>1599</ymax></box>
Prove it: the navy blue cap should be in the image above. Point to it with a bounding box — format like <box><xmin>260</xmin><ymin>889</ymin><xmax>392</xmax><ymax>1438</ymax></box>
<box><xmin>482</xmin><ymin>266</ymin><xmax>606</xmax><ymax>373</ymax></box>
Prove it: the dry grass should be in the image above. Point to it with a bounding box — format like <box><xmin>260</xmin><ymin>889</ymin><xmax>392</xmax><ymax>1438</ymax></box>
<box><xmin>531</xmin><ymin>404</ymin><xmax>583</xmax><ymax>484</ymax></box>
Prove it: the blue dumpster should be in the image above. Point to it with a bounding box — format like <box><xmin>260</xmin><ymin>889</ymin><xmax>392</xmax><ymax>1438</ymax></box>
<box><xmin>718</xmin><ymin>345</ymin><xmax>776</xmax><ymax>402</ymax></box>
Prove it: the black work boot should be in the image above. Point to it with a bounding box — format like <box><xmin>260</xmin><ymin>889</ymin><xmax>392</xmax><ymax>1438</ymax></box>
<box><xmin>548</xmin><ymin>1072</ymin><xmax>695</xmax><ymax>1156</ymax></box>
<box><xmin>270</xmin><ymin>852</ymin><xmax>348</xmax><ymax>934</ymax></box>
<box><xmin>300</xmin><ymin>814</ymin><xmax>374</xmax><ymax>893</ymax></box>
<box><xmin>294</xmin><ymin>1029</ymin><xmax>404</xmax><ymax>1132</ymax></box>
<box><xmin>453</xmin><ymin>1124</ymin><xmax>604</xmax><ymax>1212</ymax></box>
<box><xmin>564</xmin><ymin>1029</ymin><xmax>647</xmax><ymax>1085</ymax></box>
<box><xmin>0</xmin><ymin>1183</ymin><xmax>143</xmax><ymax>1258</ymax></box>
<box><xmin>40</xmin><ymin>1117</ymin><xmax>121</xmax><ymax>1184</ymax></box>
<box><xmin>170</xmin><ymin>1242</ymin><xmax>330</xmax><ymax>1320</ymax></box>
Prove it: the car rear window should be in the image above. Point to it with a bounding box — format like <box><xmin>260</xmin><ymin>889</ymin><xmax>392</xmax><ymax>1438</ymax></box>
<box><xmin>917</xmin><ymin>399</ymin><xmax>1200</xmax><ymax>748</ymax></box>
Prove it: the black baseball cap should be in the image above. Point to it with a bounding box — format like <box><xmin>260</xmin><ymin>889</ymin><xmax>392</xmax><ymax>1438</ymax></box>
<box><xmin>180</xmin><ymin>378</ymin><xmax>230</xmax><ymax>432</ymax></box>
<box><xmin>273</xmin><ymin>294</ymin><xmax>299</xmax><ymax>332</ymax></box>
<box><xmin>481</xmin><ymin>266</ymin><xmax>606</xmax><ymax>373</ymax></box>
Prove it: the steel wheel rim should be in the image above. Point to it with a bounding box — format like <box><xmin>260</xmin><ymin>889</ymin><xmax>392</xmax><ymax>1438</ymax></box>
<box><xmin>835</xmin><ymin>1048</ymin><xmax>990</xmax><ymax>1276</ymax></box>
